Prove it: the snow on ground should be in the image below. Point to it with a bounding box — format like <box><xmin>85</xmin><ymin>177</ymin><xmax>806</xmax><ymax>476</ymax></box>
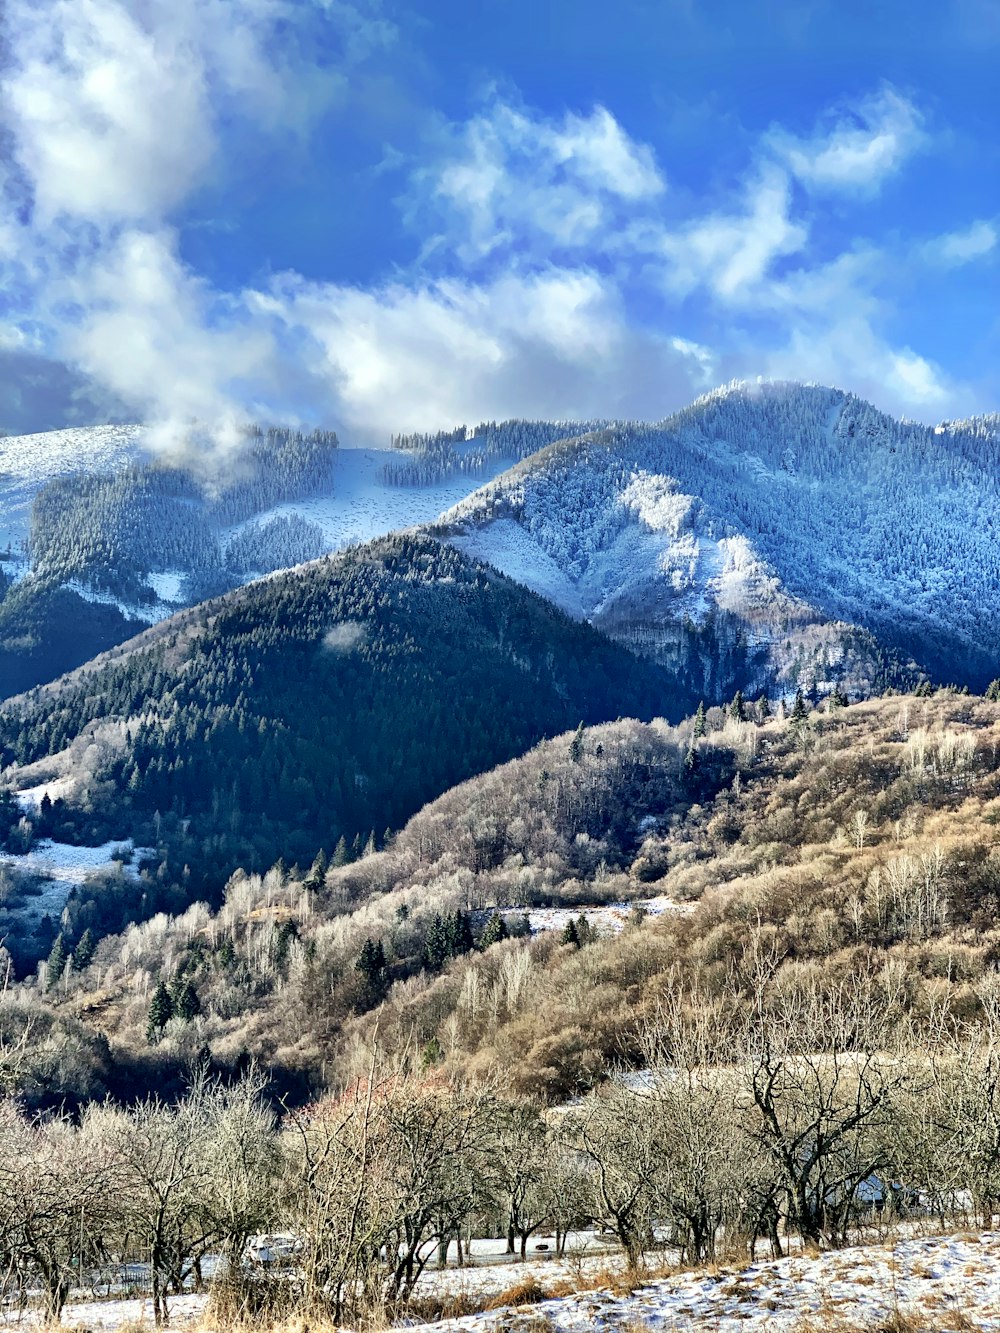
<box><xmin>15</xmin><ymin>777</ymin><xmax>77</xmax><ymax>810</ymax></box>
<box><xmin>409</xmin><ymin>1230</ymin><xmax>1000</xmax><ymax>1332</ymax></box>
<box><xmin>12</xmin><ymin>1229</ymin><xmax>1000</xmax><ymax>1331</ymax></box>
<box><xmin>0</xmin><ymin>425</ymin><xmax>143</xmax><ymax>550</ymax></box>
<box><xmin>0</xmin><ymin>839</ymin><xmax>151</xmax><ymax>921</ymax></box>
<box><xmin>451</xmin><ymin>520</ymin><xmax>586</xmax><ymax>618</ymax></box>
<box><xmin>65</xmin><ymin>580</ymin><xmax>163</xmax><ymax>625</ymax></box>
<box><xmin>221</xmin><ymin>447</ymin><xmax>510</xmax><ymax>557</ymax></box>
<box><xmin>517</xmin><ymin>894</ymin><xmax>693</xmax><ymax>937</ymax></box>
<box><xmin>146</xmin><ymin>571</ymin><xmax>185</xmax><ymax>603</ymax></box>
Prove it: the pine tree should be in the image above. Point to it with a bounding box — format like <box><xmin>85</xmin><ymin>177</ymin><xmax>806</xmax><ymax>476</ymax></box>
<box><xmin>72</xmin><ymin>928</ymin><xmax>95</xmax><ymax>972</ymax></box>
<box><xmin>986</xmin><ymin>680</ymin><xmax>1000</xmax><ymax>702</ymax></box>
<box><xmin>332</xmin><ymin>835</ymin><xmax>350</xmax><ymax>867</ymax></box>
<box><xmin>683</xmin><ymin>737</ymin><xmax>699</xmax><ymax>781</ymax></box>
<box><xmin>693</xmin><ymin>701</ymin><xmax>707</xmax><ymax>738</ymax></box>
<box><xmin>146</xmin><ymin>981</ymin><xmax>174</xmax><ymax>1043</ymax></box>
<box><xmin>479</xmin><ymin>911</ymin><xmax>508</xmax><ymax>949</ymax></box>
<box><xmin>729</xmin><ymin>690</ymin><xmax>745</xmax><ymax>723</ymax></box>
<box><xmin>757</xmin><ymin>694</ymin><xmax>771</xmax><ymax>721</ymax></box>
<box><xmin>791</xmin><ymin>689</ymin><xmax>809</xmax><ymax>724</ymax></box>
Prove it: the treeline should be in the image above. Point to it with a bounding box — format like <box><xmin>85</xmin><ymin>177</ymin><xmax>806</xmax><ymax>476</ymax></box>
<box><xmin>381</xmin><ymin>419</ymin><xmax>606</xmax><ymax>488</ymax></box>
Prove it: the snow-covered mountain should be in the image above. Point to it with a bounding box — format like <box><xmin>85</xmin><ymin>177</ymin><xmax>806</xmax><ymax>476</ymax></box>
<box><xmin>0</xmin><ymin>423</ymin><xmax>527</xmax><ymax>697</ymax></box>
<box><xmin>438</xmin><ymin>382</ymin><xmax>1000</xmax><ymax>698</ymax></box>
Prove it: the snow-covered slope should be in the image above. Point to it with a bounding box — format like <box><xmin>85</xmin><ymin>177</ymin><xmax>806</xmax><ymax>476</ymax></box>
<box><xmin>0</xmin><ymin>423</ymin><xmax>144</xmax><ymax>550</ymax></box>
<box><xmin>0</xmin><ymin>427</ymin><xmax>515</xmax><ymax>696</ymax></box>
<box><xmin>442</xmin><ymin>382</ymin><xmax>1000</xmax><ymax>697</ymax></box>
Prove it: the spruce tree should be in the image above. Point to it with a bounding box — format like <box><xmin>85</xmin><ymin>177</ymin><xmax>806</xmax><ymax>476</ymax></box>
<box><xmin>729</xmin><ymin>690</ymin><xmax>745</xmax><ymax>723</ymax></box>
<box><xmin>986</xmin><ymin>680</ymin><xmax>1000</xmax><ymax>702</ymax></box>
<box><xmin>791</xmin><ymin>689</ymin><xmax>809</xmax><ymax>724</ymax></box>
<box><xmin>442</xmin><ymin>909</ymin><xmax>472</xmax><ymax>958</ymax></box>
<box><xmin>72</xmin><ymin>928</ymin><xmax>95</xmax><ymax>972</ymax></box>
<box><xmin>332</xmin><ymin>835</ymin><xmax>350</xmax><ymax>867</ymax></box>
<box><xmin>146</xmin><ymin>981</ymin><xmax>174</xmax><ymax>1043</ymax></box>
<box><xmin>569</xmin><ymin>721</ymin><xmax>585</xmax><ymax>763</ymax></box>
<box><xmin>45</xmin><ymin>934</ymin><xmax>68</xmax><ymax>990</ymax></box>
<box><xmin>356</xmin><ymin>937</ymin><xmax>387</xmax><ymax>996</ymax></box>
<box><xmin>693</xmin><ymin>701</ymin><xmax>707</xmax><ymax>738</ymax></box>
<box><xmin>560</xmin><ymin>918</ymin><xmax>580</xmax><ymax>947</ymax></box>
<box><xmin>304</xmin><ymin>849</ymin><xmax>327</xmax><ymax>890</ymax></box>
<box><xmin>174</xmin><ymin>979</ymin><xmax>201</xmax><ymax>1021</ymax></box>
<box><xmin>757</xmin><ymin>694</ymin><xmax>771</xmax><ymax>721</ymax></box>
<box><xmin>479</xmin><ymin>911</ymin><xmax>508</xmax><ymax>949</ymax></box>
<box><xmin>423</xmin><ymin>915</ymin><xmax>449</xmax><ymax>970</ymax></box>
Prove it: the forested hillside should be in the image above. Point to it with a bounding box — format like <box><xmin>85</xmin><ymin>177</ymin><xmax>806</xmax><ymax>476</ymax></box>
<box><xmin>0</xmin><ymin>534</ymin><xmax>689</xmax><ymax>976</ymax></box>
<box><xmin>13</xmin><ymin>686</ymin><xmax>1000</xmax><ymax>1115</ymax></box>
<box><xmin>442</xmin><ymin>382</ymin><xmax>1000</xmax><ymax>696</ymax></box>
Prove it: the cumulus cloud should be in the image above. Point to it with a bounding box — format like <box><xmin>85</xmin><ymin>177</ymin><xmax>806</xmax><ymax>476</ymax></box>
<box><xmin>764</xmin><ymin>86</ymin><xmax>929</xmax><ymax>195</ymax></box>
<box><xmin>251</xmin><ymin>267</ymin><xmax>706</xmax><ymax>435</ymax></box>
<box><xmin>0</xmin><ymin>20</ymin><xmax>985</xmax><ymax>447</ymax></box>
<box><xmin>413</xmin><ymin>98</ymin><xmax>664</xmax><ymax>262</ymax></box>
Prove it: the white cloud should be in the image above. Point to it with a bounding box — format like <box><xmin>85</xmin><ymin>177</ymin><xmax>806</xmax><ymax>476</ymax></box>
<box><xmin>658</xmin><ymin>168</ymin><xmax>807</xmax><ymax>300</ymax></box>
<box><xmin>763</xmin><ymin>317</ymin><xmax>949</xmax><ymax>409</ymax></box>
<box><xmin>251</xmin><ymin>267</ymin><xmax>696</xmax><ymax>435</ymax></box>
<box><xmin>923</xmin><ymin>219</ymin><xmax>997</xmax><ymax>266</ymax></box>
<box><xmin>0</xmin><ymin>32</ymin><xmax>984</xmax><ymax>448</ymax></box>
<box><xmin>58</xmin><ymin>228</ymin><xmax>277</xmax><ymax>454</ymax></box>
<box><xmin>416</xmin><ymin>98</ymin><xmax>664</xmax><ymax>262</ymax></box>
<box><xmin>765</xmin><ymin>86</ymin><xmax>928</xmax><ymax>195</ymax></box>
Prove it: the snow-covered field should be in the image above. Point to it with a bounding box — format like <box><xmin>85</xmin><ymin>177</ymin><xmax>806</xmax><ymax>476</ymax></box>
<box><xmin>0</xmin><ymin>837</ymin><xmax>150</xmax><ymax>922</ymax></box>
<box><xmin>516</xmin><ymin>894</ymin><xmax>692</xmax><ymax>937</ymax></box>
<box><xmin>220</xmin><ymin>446</ymin><xmax>509</xmax><ymax>558</ymax></box>
<box><xmin>12</xmin><ymin>1230</ymin><xmax>999</xmax><ymax>1331</ymax></box>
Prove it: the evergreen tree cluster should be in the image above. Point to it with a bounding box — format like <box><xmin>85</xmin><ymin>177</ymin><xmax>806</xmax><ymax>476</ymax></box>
<box><xmin>381</xmin><ymin>419</ymin><xmax>606</xmax><ymax>488</ymax></box>
<box><xmin>26</xmin><ymin>429</ymin><xmax>338</xmax><ymax>602</ymax></box>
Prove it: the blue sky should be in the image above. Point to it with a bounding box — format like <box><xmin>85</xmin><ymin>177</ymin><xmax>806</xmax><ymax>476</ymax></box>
<box><xmin>0</xmin><ymin>0</ymin><xmax>997</xmax><ymax>444</ymax></box>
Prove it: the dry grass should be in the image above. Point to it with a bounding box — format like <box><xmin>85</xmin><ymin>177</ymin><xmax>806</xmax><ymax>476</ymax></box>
<box><xmin>484</xmin><ymin>1275</ymin><xmax>552</xmax><ymax>1309</ymax></box>
<box><xmin>789</xmin><ymin>1309</ymin><xmax>983</xmax><ymax>1333</ymax></box>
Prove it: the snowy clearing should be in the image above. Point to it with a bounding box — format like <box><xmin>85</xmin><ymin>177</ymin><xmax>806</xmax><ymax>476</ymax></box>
<box><xmin>220</xmin><ymin>446</ymin><xmax>509</xmax><ymax>558</ymax></box>
<box><xmin>516</xmin><ymin>894</ymin><xmax>693</xmax><ymax>937</ymax></box>
<box><xmin>0</xmin><ymin>839</ymin><xmax>151</xmax><ymax>921</ymax></box>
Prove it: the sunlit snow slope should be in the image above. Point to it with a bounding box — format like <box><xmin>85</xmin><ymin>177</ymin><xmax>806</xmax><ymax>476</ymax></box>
<box><xmin>441</xmin><ymin>382</ymin><xmax>1000</xmax><ymax>698</ymax></box>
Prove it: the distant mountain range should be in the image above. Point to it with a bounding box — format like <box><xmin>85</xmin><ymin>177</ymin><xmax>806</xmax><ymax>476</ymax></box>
<box><xmin>3</xmin><ymin>384</ymin><xmax>998</xmax><ymax>704</ymax></box>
